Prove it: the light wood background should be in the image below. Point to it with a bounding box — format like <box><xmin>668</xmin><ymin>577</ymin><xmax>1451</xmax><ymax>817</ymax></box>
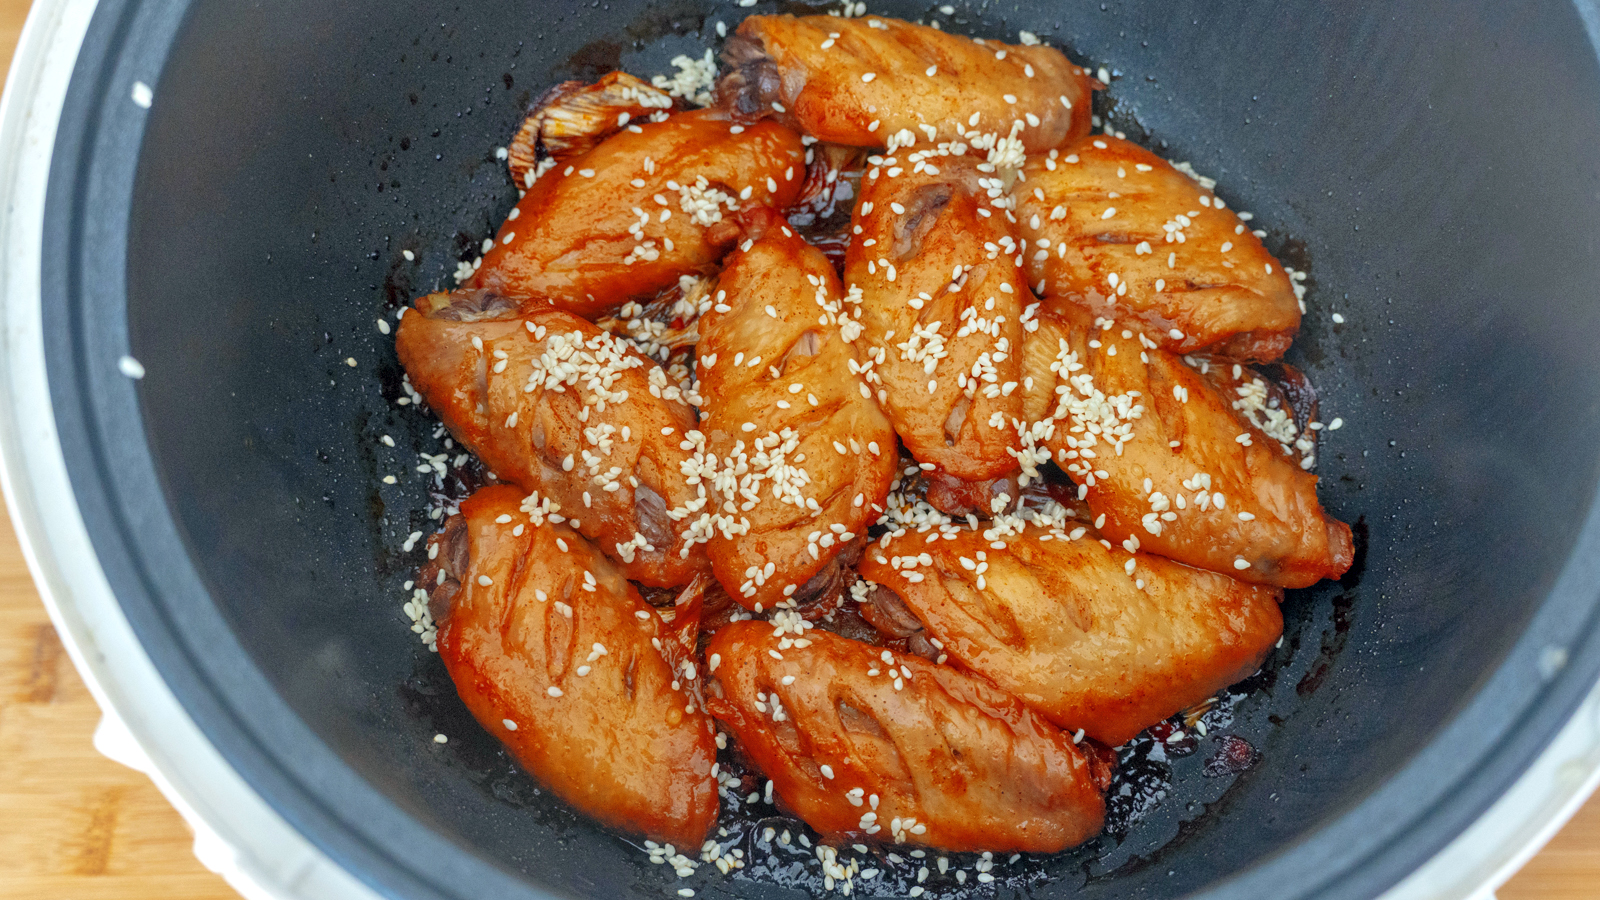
<box><xmin>0</xmin><ymin>3</ymin><xmax>1595</xmax><ymax>898</ymax></box>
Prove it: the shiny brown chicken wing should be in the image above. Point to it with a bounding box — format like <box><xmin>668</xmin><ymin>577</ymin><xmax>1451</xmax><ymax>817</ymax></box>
<box><xmin>1023</xmin><ymin>301</ymin><xmax>1352</xmax><ymax>588</ymax></box>
<box><xmin>705</xmin><ymin>621</ymin><xmax>1105</xmax><ymax>852</ymax></box>
<box><xmin>845</xmin><ymin>152</ymin><xmax>1024</xmax><ymax>481</ymax></box>
<box><xmin>395</xmin><ymin>289</ymin><xmax>712</xmax><ymax>587</ymax></box>
<box><xmin>430</xmin><ymin>485</ymin><xmax>718</xmax><ymax>846</ymax></box>
<box><xmin>1015</xmin><ymin>135</ymin><xmax>1301</xmax><ymax>360</ymax></box>
<box><xmin>718</xmin><ymin>15</ymin><xmax>1094</xmax><ymax>153</ymax></box>
<box><xmin>695</xmin><ymin>209</ymin><xmax>898</xmax><ymax>611</ymax></box>
<box><xmin>507</xmin><ymin>71</ymin><xmax>676</xmax><ymax>183</ymax></box>
<box><xmin>472</xmin><ymin>108</ymin><xmax>806</xmax><ymax>318</ymax></box>
<box><xmin>858</xmin><ymin>526</ymin><xmax>1283</xmax><ymax>746</ymax></box>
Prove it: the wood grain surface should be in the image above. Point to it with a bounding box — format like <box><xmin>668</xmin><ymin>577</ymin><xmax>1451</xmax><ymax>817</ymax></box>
<box><xmin>0</xmin><ymin>4</ymin><xmax>1595</xmax><ymax>898</ymax></box>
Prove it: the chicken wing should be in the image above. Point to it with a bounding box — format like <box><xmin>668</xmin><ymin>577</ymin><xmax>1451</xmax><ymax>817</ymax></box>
<box><xmin>427</xmin><ymin>485</ymin><xmax>718</xmax><ymax>846</ymax></box>
<box><xmin>718</xmin><ymin>15</ymin><xmax>1094</xmax><ymax>153</ymax></box>
<box><xmin>845</xmin><ymin>151</ymin><xmax>1024</xmax><ymax>481</ymax></box>
<box><xmin>506</xmin><ymin>71</ymin><xmax>676</xmax><ymax>186</ymax></box>
<box><xmin>705</xmin><ymin>621</ymin><xmax>1105</xmax><ymax>852</ymax></box>
<box><xmin>472</xmin><ymin>108</ymin><xmax>806</xmax><ymax>318</ymax></box>
<box><xmin>395</xmin><ymin>289</ymin><xmax>712</xmax><ymax>587</ymax></box>
<box><xmin>1014</xmin><ymin>135</ymin><xmax>1301</xmax><ymax>360</ymax></box>
<box><xmin>1023</xmin><ymin>301</ymin><xmax>1352</xmax><ymax>588</ymax></box>
<box><xmin>857</xmin><ymin>526</ymin><xmax>1283</xmax><ymax>746</ymax></box>
<box><xmin>695</xmin><ymin>209</ymin><xmax>898</xmax><ymax>611</ymax></box>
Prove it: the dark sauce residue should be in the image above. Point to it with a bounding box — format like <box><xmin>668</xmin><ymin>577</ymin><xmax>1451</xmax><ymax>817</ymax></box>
<box><xmin>1296</xmin><ymin>590</ymin><xmax>1357</xmax><ymax>698</ymax></box>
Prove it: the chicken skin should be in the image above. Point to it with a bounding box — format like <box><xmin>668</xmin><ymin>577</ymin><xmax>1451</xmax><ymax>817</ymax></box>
<box><xmin>429</xmin><ymin>486</ymin><xmax>718</xmax><ymax>846</ymax></box>
<box><xmin>1023</xmin><ymin>301</ymin><xmax>1352</xmax><ymax>588</ymax></box>
<box><xmin>506</xmin><ymin>71</ymin><xmax>676</xmax><ymax>184</ymax></box>
<box><xmin>1015</xmin><ymin>135</ymin><xmax>1301</xmax><ymax>360</ymax></box>
<box><xmin>845</xmin><ymin>151</ymin><xmax>1024</xmax><ymax>481</ymax></box>
<box><xmin>858</xmin><ymin>526</ymin><xmax>1283</xmax><ymax>746</ymax></box>
<box><xmin>706</xmin><ymin>622</ymin><xmax>1106</xmax><ymax>852</ymax></box>
<box><xmin>718</xmin><ymin>15</ymin><xmax>1094</xmax><ymax>153</ymax></box>
<box><xmin>472</xmin><ymin>108</ymin><xmax>806</xmax><ymax>318</ymax></box>
<box><xmin>395</xmin><ymin>289</ymin><xmax>711</xmax><ymax>587</ymax></box>
<box><xmin>695</xmin><ymin>209</ymin><xmax>898</xmax><ymax>611</ymax></box>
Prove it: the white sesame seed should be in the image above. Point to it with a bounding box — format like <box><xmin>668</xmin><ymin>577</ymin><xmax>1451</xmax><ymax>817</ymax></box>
<box><xmin>131</xmin><ymin>81</ymin><xmax>153</xmax><ymax>108</ymax></box>
<box><xmin>503</xmin><ymin>718</ymin><xmax>518</xmax><ymax>730</ymax></box>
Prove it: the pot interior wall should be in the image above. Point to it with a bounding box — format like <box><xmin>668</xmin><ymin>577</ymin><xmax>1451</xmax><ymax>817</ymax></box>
<box><xmin>42</xmin><ymin>0</ymin><xmax>1600</xmax><ymax>898</ymax></box>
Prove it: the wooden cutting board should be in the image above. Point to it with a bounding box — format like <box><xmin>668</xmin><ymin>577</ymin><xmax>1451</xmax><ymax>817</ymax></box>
<box><xmin>0</xmin><ymin>4</ymin><xmax>1593</xmax><ymax>898</ymax></box>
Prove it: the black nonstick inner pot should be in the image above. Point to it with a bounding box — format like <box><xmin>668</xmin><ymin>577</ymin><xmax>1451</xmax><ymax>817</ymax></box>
<box><xmin>41</xmin><ymin>0</ymin><xmax>1600</xmax><ymax>898</ymax></box>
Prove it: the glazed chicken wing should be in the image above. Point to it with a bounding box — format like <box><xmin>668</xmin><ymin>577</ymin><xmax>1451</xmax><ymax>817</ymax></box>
<box><xmin>695</xmin><ymin>209</ymin><xmax>898</xmax><ymax>611</ymax></box>
<box><xmin>428</xmin><ymin>486</ymin><xmax>718</xmax><ymax>846</ymax></box>
<box><xmin>858</xmin><ymin>526</ymin><xmax>1283</xmax><ymax>746</ymax></box>
<box><xmin>1015</xmin><ymin>135</ymin><xmax>1301</xmax><ymax>360</ymax></box>
<box><xmin>845</xmin><ymin>152</ymin><xmax>1024</xmax><ymax>481</ymax></box>
<box><xmin>395</xmin><ymin>289</ymin><xmax>712</xmax><ymax>587</ymax></box>
<box><xmin>1024</xmin><ymin>302</ymin><xmax>1352</xmax><ymax>587</ymax></box>
<box><xmin>472</xmin><ymin>108</ymin><xmax>806</xmax><ymax>318</ymax></box>
<box><xmin>706</xmin><ymin>622</ymin><xmax>1105</xmax><ymax>852</ymax></box>
<box><xmin>718</xmin><ymin>15</ymin><xmax>1094</xmax><ymax>153</ymax></box>
<box><xmin>506</xmin><ymin>71</ymin><xmax>676</xmax><ymax>187</ymax></box>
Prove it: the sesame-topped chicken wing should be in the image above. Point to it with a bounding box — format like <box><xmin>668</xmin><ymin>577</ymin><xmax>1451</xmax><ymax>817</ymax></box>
<box><xmin>472</xmin><ymin>108</ymin><xmax>806</xmax><ymax>319</ymax></box>
<box><xmin>506</xmin><ymin>71</ymin><xmax>677</xmax><ymax>186</ymax></box>
<box><xmin>845</xmin><ymin>152</ymin><xmax>1025</xmax><ymax>482</ymax></box>
<box><xmin>395</xmin><ymin>289</ymin><xmax>712</xmax><ymax>587</ymax></box>
<box><xmin>858</xmin><ymin>526</ymin><xmax>1283</xmax><ymax>746</ymax></box>
<box><xmin>718</xmin><ymin>15</ymin><xmax>1094</xmax><ymax>154</ymax></box>
<box><xmin>1014</xmin><ymin>135</ymin><xmax>1301</xmax><ymax>361</ymax></box>
<box><xmin>1022</xmin><ymin>301</ymin><xmax>1352</xmax><ymax>588</ymax></box>
<box><xmin>705</xmin><ymin>621</ymin><xmax>1107</xmax><ymax>852</ymax></box>
<box><xmin>695</xmin><ymin>209</ymin><xmax>898</xmax><ymax>611</ymax></box>
<box><xmin>426</xmin><ymin>486</ymin><xmax>718</xmax><ymax>846</ymax></box>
